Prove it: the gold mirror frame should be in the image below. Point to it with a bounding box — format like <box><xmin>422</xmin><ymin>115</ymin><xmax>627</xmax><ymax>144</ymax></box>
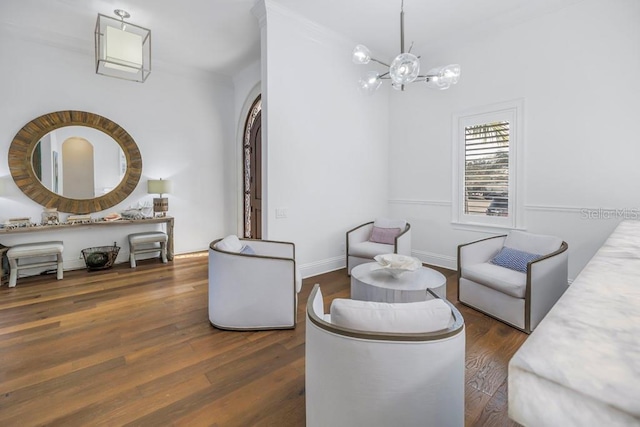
<box><xmin>8</xmin><ymin>111</ymin><xmax>142</xmax><ymax>214</ymax></box>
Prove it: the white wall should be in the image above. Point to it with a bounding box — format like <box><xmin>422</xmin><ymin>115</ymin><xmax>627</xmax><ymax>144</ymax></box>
<box><xmin>261</xmin><ymin>1</ymin><xmax>391</xmax><ymax>276</ymax></box>
<box><xmin>388</xmin><ymin>0</ymin><xmax>640</xmax><ymax>279</ymax></box>
<box><xmin>0</xmin><ymin>30</ymin><xmax>234</xmax><ymax>269</ymax></box>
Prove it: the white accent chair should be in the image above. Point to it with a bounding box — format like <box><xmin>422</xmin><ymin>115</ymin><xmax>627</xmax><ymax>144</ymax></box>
<box><xmin>306</xmin><ymin>284</ymin><xmax>465</xmax><ymax>427</ymax></box>
<box><xmin>208</xmin><ymin>237</ymin><xmax>301</xmax><ymax>330</ymax></box>
<box><xmin>346</xmin><ymin>218</ymin><xmax>411</xmax><ymax>275</ymax></box>
<box><xmin>457</xmin><ymin>230</ymin><xmax>568</xmax><ymax>334</ymax></box>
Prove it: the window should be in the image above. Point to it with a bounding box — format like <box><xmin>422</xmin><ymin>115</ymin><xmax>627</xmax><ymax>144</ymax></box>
<box><xmin>452</xmin><ymin>100</ymin><xmax>524</xmax><ymax>229</ymax></box>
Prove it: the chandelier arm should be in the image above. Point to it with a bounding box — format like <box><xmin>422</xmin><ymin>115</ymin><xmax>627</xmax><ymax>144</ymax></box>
<box><xmin>400</xmin><ymin>0</ymin><xmax>405</xmax><ymax>53</ymax></box>
<box><xmin>370</xmin><ymin>58</ymin><xmax>391</xmax><ymax>68</ymax></box>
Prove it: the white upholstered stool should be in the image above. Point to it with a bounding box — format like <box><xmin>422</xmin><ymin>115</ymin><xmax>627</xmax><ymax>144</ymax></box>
<box><xmin>128</xmin><ymin>232</ymin><xmax>168</xmax><ymax>268</ymax></box>
<box><xmin>7</xmin><ymin>241</ymin><xmax>64</xmax><ymax>288</ymax></box>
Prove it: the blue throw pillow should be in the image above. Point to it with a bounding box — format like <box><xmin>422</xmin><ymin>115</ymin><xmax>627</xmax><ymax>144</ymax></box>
<box><xmin>240</xmin><ymin>244</ymin><xmax>256</xmax><ymax>255</ymax></box>
<box><xmin>490</xmin><ymin>246</ymin><xmax>541</xmax><ymax>273</ymax></box>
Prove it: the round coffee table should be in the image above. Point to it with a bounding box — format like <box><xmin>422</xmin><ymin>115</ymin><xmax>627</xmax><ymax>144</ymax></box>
<box><xmin>350</xmin><ymin>262</ymin><xmax>446</xmax><ymax>303</ymax></box>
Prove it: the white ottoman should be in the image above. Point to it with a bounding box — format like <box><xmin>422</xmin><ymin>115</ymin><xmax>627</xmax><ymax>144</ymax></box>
<box><xmin>128</xmin><ymin>232</ymin><xmax>168</xmax><ymax>268</ymax></box>
<box><xmin>7</xmin><ymin>241</ymin><xmax>64</xmax><ymax>288</ymax></box>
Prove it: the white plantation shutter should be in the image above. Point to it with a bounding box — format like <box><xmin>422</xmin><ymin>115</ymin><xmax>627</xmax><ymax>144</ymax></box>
<box><xmin>464</xmin><ymin>121</ymin><xmax>509</xmax><ymax>216</ymax></box>
<box><xmin>452</xmin><ymin>99</ymin><xmax>524</xmax><ymax>229</ymax></box>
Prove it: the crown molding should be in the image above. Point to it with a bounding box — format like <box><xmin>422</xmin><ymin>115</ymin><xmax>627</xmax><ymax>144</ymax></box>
<box><xmin>251</xmin><ymin>0</ymin><xmax>267</xmax><ymax>28</ymax></box>
<box><xmin>263</xmin><ymin>0</ymin><xmax>356</xmax><ymax>50</ymax></box>
<box><xmin>0</xmin><ymin>21</ymin><xmax>91</xmax><ymax>55</ymax></box>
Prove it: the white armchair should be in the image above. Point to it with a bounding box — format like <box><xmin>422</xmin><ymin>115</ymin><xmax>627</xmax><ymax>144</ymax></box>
<box><xmin>457</xmin><ymin>230</ymin><xmax>568</xmax><ymax>334</ymax></box>
<box><xmin>208</xmin><ymin>236</ymin><xmax>301</xmax><ymax>330</ymax></box>
<box><xmin>306</xmin><ymin>284</ymin><xmax>465</xmax><ymax>427</ymax></box>
<box><xmin>346</xmin><ymin>218</ymin><xmax>412</xmax><ymax>275</ymax></box>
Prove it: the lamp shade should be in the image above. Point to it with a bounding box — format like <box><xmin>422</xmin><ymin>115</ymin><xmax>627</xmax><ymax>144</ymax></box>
<box><xmin>147</xmin><ymin>179</ymin><xmax>172</xmax><ymax>195</ymax></box>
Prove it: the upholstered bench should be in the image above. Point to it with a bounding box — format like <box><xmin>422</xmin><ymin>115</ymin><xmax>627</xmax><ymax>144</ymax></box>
<box><xmin>128</xmin><ymin>232</ymin><xmax>168</xmax><ymax>268</ymax></box>
<box><xmin>7</xmin><ymin>241</ymin><xmax>64</xmax><ymax>288</ymax></box>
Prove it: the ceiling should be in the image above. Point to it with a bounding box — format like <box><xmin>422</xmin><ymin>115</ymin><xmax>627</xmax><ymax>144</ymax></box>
<box><xmin>0</xmin><ymin>0</ymin><xmax>585</xmax><ymax>77</ymax></box>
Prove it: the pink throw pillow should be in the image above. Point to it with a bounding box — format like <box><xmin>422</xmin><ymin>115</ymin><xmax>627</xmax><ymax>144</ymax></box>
<box><xmin>369</xmin><ymin>226</ymin><xmax>401</xmax><ymax>244</ymax></box>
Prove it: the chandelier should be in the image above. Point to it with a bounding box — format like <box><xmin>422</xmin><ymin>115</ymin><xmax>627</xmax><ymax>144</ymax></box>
<box><xmin>352</xmin><ymin>0</ymin><xmax>460</xmax><ymax>94</ymax></box>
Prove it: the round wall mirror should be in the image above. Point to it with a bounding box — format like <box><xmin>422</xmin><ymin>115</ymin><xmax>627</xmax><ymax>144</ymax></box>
<box><xmin>9</xmin><ymin>111</ymin><xmax>142</xmax><ymax>214</ymax></box>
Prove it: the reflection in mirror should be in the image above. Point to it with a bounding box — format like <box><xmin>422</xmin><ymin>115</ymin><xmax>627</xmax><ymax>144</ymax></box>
<box><xmin>32</xmin><ymin>126</ymin><xmax>126</xmax><ymax>200</ymax></box>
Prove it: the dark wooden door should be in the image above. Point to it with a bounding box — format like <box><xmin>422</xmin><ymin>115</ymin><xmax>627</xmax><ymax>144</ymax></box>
<box><xmin>249</xmin><ymin>111</ymin><xmax>262</xmax><ymax>239</ymax></box>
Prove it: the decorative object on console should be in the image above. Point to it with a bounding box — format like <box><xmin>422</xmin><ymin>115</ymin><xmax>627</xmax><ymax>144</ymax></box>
<box><xmin>103</xmin><ymin>213</ymin><xmax>122</xmax><ymax>222</ymax></box>
<box><xmin>4</xmin><ymin>218</ymin><xmax>33</xmax><ymax>229</ymax></box>
<box><xmin>41</xmin><ymin>208</ymin><xmax>60</xmax><ymax>225</ymax></box>
<box><xmin>66</xmin><ymin>214</ymin><xmax>92</xmax><ymax>224</ymax></box>
<box><xmin>352</xmin><ymin>0</ymin><xmax>460</xmax><ymax>94</ymax></box>
<box><xmin>374</xmin><ymin>253</ymin><xmax>422</xmax><ymax>278</ymax></box>
<box><xmin>147</xmin><ymin>179</ymin><xmax>172</xmax><ymax>217</ymax></box>
<box><xmin>95</xmin><ymin>9</ymin><xmax>151</xmax><ymax>83</ymax></box>
<box><xmin>121</xmin><ymin>209</ymin><xmax>146</xmax><ymax>220</ymax></box>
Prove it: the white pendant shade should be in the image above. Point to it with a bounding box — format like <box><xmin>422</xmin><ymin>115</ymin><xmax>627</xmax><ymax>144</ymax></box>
<box><xmin>95</xmin><ymin>11</ymin><xmax>151</xmax><ymax>83</ymax></box>
<box><xmin>104</xmin><ymin>26</ymin><xmax>143</xmax><ymax>73</ymax></box>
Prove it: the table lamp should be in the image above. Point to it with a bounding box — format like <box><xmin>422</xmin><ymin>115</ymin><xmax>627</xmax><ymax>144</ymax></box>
<box><xmin>147</xmin><ymin>178</ymin><xmax>172</xmax><ymax>217</ymax></box>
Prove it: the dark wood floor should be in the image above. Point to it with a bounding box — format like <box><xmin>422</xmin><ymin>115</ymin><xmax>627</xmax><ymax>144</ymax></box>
<box><xmin>0</xmin><ymin>254</ymin><xmax>527</xmax><ymax>426</ymax></box>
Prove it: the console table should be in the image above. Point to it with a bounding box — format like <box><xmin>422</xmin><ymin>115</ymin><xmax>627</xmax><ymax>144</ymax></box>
<box><xmin>0</xmin><ymin>216</ymin><xmax>174</xmax><ymax>261</ymax></box>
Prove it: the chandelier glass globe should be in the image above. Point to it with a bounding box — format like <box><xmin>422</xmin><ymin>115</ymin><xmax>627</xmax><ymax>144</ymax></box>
<box><xmin>352</xmin><ymin>45</ymin><xmax>372</xmax><ymax>65</ymax></box>
<box><xmin>358</xmin><ymin>71</ymin><xmax>382</xmax><ymax>95</ymax></box>
<box><xmin>389</xmin><ymin>53</ymin><xmax>420</xmax><ymax>85</ymax></box>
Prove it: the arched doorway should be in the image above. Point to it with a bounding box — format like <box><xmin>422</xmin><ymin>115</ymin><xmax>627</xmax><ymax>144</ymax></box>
<box><xmin>62</xmin><ymin>137</ymin><xmax>94</xmax><ymax>199</ymax></box>
<box><xmin>243</xmin><ymin>95</ymin><xmax>262</xmax><ymax>238</ymax></box>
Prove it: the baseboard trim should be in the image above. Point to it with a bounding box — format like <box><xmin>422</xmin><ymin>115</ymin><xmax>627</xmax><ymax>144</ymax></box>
<box><xmin>412</xmin><ymin>250</ymin><xmax>457</xmax><ymax>271</ymax></box>
<box><xmin>299</xmin><ymin>256</ymin><xmax>345</xmax><ymax>279</ymax></box>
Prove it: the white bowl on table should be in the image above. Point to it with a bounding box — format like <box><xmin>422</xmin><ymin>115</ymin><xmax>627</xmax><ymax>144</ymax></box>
<box><xmin>374</xmin><ymin>253</ymin><xmax>422</xmax><ymax>278</ymax></box>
